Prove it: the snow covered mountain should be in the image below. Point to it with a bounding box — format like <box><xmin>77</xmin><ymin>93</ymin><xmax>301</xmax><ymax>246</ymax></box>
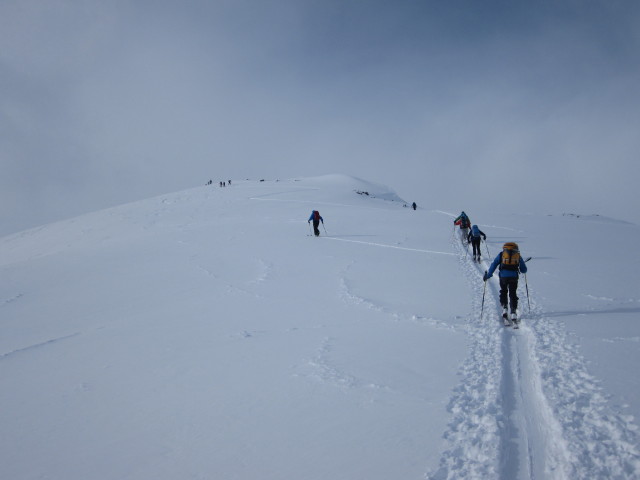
<box><xmin>1</xmin><ymin>175</ymin><xmax>639</xmax><ymax>479</ymax></box>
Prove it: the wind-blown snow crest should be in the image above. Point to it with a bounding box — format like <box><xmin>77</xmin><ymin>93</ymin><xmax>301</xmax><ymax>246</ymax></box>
<box><xmin>295</xmin><ymin>174</ymin><xmax>407</xmax><ymax>203</ymax></box>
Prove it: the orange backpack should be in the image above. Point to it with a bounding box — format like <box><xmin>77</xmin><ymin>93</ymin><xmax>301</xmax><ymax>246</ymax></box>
<box><xmin>500</xmin><ymin>242</ymin><xmax>521</xmax><ymax>271</ymax></box>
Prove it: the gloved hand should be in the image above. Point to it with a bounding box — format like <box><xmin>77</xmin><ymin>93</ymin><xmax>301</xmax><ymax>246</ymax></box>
<box><xmin>483</xmin><ymin>271</ymin><xmax>490</xmax><ymax>282</ymax></box>
<box><xmin>308</xmin><ymin>220</ymin><xmax>311</xmax><ymax>224</ymax></box>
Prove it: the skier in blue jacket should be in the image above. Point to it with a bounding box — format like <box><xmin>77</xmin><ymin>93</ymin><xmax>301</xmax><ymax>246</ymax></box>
<box><xmin>467</xmin><ymin>225</ymin><xmax>486</xmax><ymax>261</ymax></box>
<box><xmin>308</xmin><ymin>210</ymin><xmax>324</xmax><ymax>236</ymax></box>
<box><xmin>483</xmin><ymin>242</ymin><xmax>527</xmax><ymax>323</ymax></box>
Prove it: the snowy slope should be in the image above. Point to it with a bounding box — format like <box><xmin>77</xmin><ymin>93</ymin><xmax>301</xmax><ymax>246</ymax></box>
<box><xmin>1</xmin><ymin>175</ymin><xmax>639</xmax><ymax>479</ymax></box>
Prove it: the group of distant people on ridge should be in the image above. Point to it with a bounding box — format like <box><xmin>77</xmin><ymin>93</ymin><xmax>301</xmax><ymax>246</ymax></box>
<box><xmin>454</xmin><ymin>211</ymin><xmax>528</xmax><ymax>327</ymax></box>
<box><xmin>206</xmin><ymin>179</ymin><xmax>231</xmax><ymax>187</ymax></box>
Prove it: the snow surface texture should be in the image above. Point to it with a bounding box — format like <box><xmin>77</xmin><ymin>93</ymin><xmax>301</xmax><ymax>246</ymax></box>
<box><xmin>1</xmin><ymin>174</ymin><xmax>639</xmax><ymax>479</ymax></box>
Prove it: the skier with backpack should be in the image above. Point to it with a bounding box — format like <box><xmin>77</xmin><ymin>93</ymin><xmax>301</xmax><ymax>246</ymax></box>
<box><xmin>453</xmin><ymin>211</ymin><xmax>471</xmax><ymax>244</ymax></box>
<box><xmin>308</xmin><ymin>210</ymin><xmax>324</xmax><ymax>237</ymax></box>
<box><xmin>483</xmin><ymin>242</ymin><xmax>528</xmax><ymax>326</ymax></box>
<box><xmin>467</xmin><ymin>225</ymin><xmax>487</xmax><ymax>262</ymax></box>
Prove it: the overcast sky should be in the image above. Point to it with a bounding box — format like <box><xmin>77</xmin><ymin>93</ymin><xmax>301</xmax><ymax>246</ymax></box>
<box><xmin>2</xmin><ymin>0</ymin><xmax>639</xmax><ymax>236</ymax></box>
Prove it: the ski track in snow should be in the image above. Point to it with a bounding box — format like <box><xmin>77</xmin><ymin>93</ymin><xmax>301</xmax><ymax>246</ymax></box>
<box><xmin>1</xmin><ymin>293</ymin><xmax>23</xmax><ymax>306</ymax></box>
<box><xmin>293</xmin><ymin>336</ymin><xmax>392</xmax><ymax>394</ymax></box>
<box><xmin>427</xmin><ymin>237</ymin><xmax>640</xmax><ymax>480</ymax></box>
<box><xmin>303</xmin><ymin>336</ymin><xmax>361</xmax><ymax>389</ymax></box>
<box><xmin>0</xmin><ymin>333</ymin><xmax>80</xmax><ymax>360</ymax></box>
<box><xmin>426</xmin><ymin>241</ymin><xmax>504</xmax><ymax>479</ymax></box>
<box><xmin>324</xmin><ymin>236</ymin><xmax>457</xmax><ymax>256</ymax></box>
<box><xmin>189</xmin><ymin>255</ymin><xmax>269</xmax><ymax>299</ymax></box>
<box><xmin>294</xmin><ymin>260</ymin><xmax>462</xmax><ymax>398</ymax></box>
<box><xmin>247</xmin><ymin>259</ymin><xmax>273</xmax><ymax>285</ymax></box>
<box><xmin>603</xmin><ymin>337</ymin><xmax>640</xmax><ymax>344</ymax></box>
<box><xmin>338</xmin><ymin>264</ymin><xmax>458</xmax><ymax>333</ymax></box>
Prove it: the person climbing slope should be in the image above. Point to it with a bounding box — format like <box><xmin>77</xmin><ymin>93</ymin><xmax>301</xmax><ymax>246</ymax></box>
<box><xmin>467</xmin><ymin>225</ymin><xmax>487</xmax><ymax>262</ymax></box>
<box><xmin>483</xmin><ymin>242</ymin><xmax>528</xmax><ymax>326</ymax></box>
<box><xmin>308</xmin><ymin>210</ymin><xmax>324</xmax><ymax>237</ymax></box>
<box><xmin>453</xmin><ymin>211</ymin><xmax>471</xmax><ymax>244</ymax></box>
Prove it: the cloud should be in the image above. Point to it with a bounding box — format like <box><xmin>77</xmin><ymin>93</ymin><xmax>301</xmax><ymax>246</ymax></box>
<box><xmin>1</xmin><ymin>0</ymin><xmax>640</xmax><ymax>236</ymax></box>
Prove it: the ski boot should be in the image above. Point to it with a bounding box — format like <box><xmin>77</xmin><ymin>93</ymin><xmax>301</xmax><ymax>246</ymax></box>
<box><xmin>502</xmin><ymin>306</ymin><xmax>511</xmax><ymax>326</ymax></box>
<box><xmin>511</xmin><ymin>311</ymin><xmax>519</xmax><ymax>329</ymax></box>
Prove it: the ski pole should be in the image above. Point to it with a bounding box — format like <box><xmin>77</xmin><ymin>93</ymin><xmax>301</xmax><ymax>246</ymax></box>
<box><xmin>322</xmin><ymin>222</ymin><xmax>328</xmax><ymax>235</ymax></box>
<box><xmin>484</xmin><ymin>239</ymin><xmax>490</xmax><ymax>258</ymax></box>
<box><xmin>308</xmin><ymin>222</ymin><xmax>313</xmax><ymax>235</ymax></box>
<box><xmin>481</xmin><ymin>274</ymin><xmax>487</xmax><ymax>318</ymax></box>
<box><xmin>524</xmin><ymin>273</ymin><xmax>531</xmax><ymax>311</ymax></box>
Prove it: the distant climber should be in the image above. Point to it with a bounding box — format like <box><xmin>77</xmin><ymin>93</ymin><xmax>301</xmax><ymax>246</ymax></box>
<box><xmin>453</xmin><ymin>211</ymin><xmax>471</xmax><ymax>244</ymax></box>
<box><xmin>412</xmin><ymin>202</ymin><xmax>417</xmax><ymax>210</ymax></box>
<box><xmin>467</xmin><ymin>225</ymin><xmax>487</xmax><ymax>262</ymax></box>
<box><xmin>308</xmin><ymin>210</ymin><xmax>324</xmax><ymax>237</ymax></box>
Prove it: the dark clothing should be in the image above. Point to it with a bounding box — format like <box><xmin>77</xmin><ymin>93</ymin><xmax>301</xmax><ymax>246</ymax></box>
<box><xmin>308</xmin><ymin>210</ymin><xmax>323</xmax><ymax>237</ymax></box>
<box><xmin>412</xmin><ymin>202</ymin><xmax>417</xmax><ymax>210</ymax></box>
<box><xmin>467</xmin><ymin>228</ymin><xmax>486</xmax><ymax>243</ymax></box>
<box><xmin>308</xmin><ymin>211</ymin><xmax>323</xmax><ymax>223</ymax></box>
<box><xmin>500</xmin><ymin>277</ymin><xmax>520</xmax><ymax>312</ymax></box>
<box><xmin>467</xmin><ymin>228</ymin><xmax>486</xmax><ymax>257</ymax></box>
<box><xmin>454</xmin><ymin>212</ymin><xmax>470</xmax><ymax>229</ymax></box>
<box><xmin>470</xmin><ymin>237</ymin><xmax>482</xmax><ymax>256</ymax></box>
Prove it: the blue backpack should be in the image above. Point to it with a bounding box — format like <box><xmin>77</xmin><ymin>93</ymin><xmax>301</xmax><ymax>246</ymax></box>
<box><xmin>471</xmin><ymin>225</ymin><xmax>481</xmax><ymax>238</ymax></box>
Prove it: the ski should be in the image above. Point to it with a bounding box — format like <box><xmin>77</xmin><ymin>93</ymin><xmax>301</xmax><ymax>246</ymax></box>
<box><xmin>502</xmin><ymin>313</ymin><xmax>512</xmax><ymax>327</ymax></box>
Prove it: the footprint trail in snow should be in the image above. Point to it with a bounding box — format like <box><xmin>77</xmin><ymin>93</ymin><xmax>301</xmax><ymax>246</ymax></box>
<box><xmin>427</xmin><ymin>236</ymin><xmax>640</xmax><ymax>480</ymax></box>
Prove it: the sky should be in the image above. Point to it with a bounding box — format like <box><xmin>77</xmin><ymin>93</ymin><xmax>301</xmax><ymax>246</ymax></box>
<box><xmin>2</xmin><ymin>0</ymin><xmax>639</xmax><ymax>236</ymax></box>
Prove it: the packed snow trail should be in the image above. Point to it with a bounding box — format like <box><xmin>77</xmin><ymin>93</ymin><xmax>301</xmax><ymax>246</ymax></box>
<box><xmin>499</xmin><ymin>323</ymin><xmax>572</xmax><ymax>479</ymax></box>
<box><xmin>322</xmin><ymin>236</ymin><xmax>456</xmax><ymax>256</ymax></box>
<box><xmin>428</xmin><ymin>232</ymin><xmax>640</xmax><ymax>479</ymax></box>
